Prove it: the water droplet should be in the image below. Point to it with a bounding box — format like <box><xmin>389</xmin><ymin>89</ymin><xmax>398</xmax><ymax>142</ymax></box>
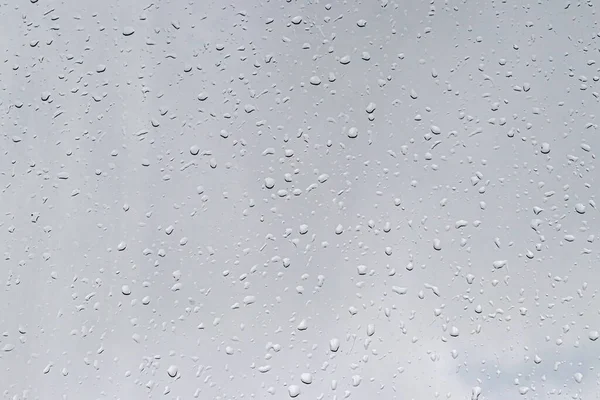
<box><xmin>329</xmin><ymin>338</ymin><xmax>340</xmax><ymax>352</ymax></box>
<box><xmin>471</xmin><ymin>386</ymin><xmax>482</xmax><ymax>400</ymax></box>
<box><xmin>541</xmin><ymin>142</ymin><xmax>551</xmax><ymax>154</ymax></box>
<box><xmin>43</xmin><ymin>363</ymin><xmax>53</xmax><ymax>374</ymax></box>
<box><xmin>297</xmin><ymin>319</ymin><xmax>308</xmax><ymax>330</ymax></box>
<box><xmin>518</xmin><ymin>387</ymin><xmax>530</xmax><ymax>395</ymax></box>
<box><xmin>2</xmin><ymin>344</ymin><xmax>15</xmax><ymax>352</ymax></box>
<box><xmin>288</xmin><ymin>385</ymin><xmax>301</xmax><ymax>397</ymax></box>
<box><xmin>392</xmin><ymin>286</ymin><xmax>407</xmax><ymax>295</ymax></box>
<box><xmin>367</xmin><ymin>324</ymin><xmax>375</xmax><ymax>336</ymax></box>
<box><xmin>167</xmin><ymin>365</ymin><xmax>178</xmax><ymax>377</ymax></box>
<box><xmin>300</xmin><ymin>373</ymin><xmax>313</xmax><ymax>384</ymax></box>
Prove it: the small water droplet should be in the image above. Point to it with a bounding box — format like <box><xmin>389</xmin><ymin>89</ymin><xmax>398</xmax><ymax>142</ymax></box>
<box><xmin>329</xmin><ymin>338</ymin><xmax>340</xmax><ymax>352</ymax></box>
<box><xmin>167</xmin><ymin>365</ymin><xmax>178</xmax><ymax>377</ymax></box>
<box><xmin>288</xmin><ymin>385</ymin><xmax>301</xmax><ymax>397</ymax></box>
<box><xmin>300</xmin><ymin>372</ymin><xmax>313</xmax><ymax>384</ymax></box>
<box><xmin>541</xmin><ymin>142</ymin><xmax>551</xmax><ymax>154</ymax></box>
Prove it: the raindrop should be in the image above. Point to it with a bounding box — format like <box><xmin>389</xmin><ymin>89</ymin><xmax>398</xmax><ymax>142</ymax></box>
<box><xmin>300</xmin><ymin>373</ymin><xmax>313</xmax><ymax>384</ymax></box>
<box><xmin>297</xmin><ymin>319</ymin><xmax>308</xmax><ymax>330</ymax></box>
<box><xmin>329</xmin><ymin>338</ymin><xmax>340</xmax><ymax>352</ymax></box>
<box><xmin>265</xmin><ymin>177</ymin><xmax>275</xmax><ymax>189</ymax></box>
<box><xmin>2</xmin><ymin>344</ymin><xmax>15</xmax><ymax>352</ymax></box>
<box><xmin>367</xmin><ymin>324</ymin><xmax>375</xmax><ymax>336</ymax></box>
<box><xmin>519</xmin><ymin>387</ymin><xmax>529</xmax><ymax>395</ymax></box>
<box><xmin>167</xmin><ymin>365</ymin><xmax>178</xmax><ymax>377</ymax></box>
<box><xmin>540</xmin><ymin>142</ymin><xmax>551</xmax><ymax>154</ymax></box>
<box><xmin>288</xmin><ymin>385</ymin><xmax>301</xmax><ymax>398</ymax></box>
<box><xmin>392</xmin><ymin>286</ymin><xmax>408</xmax><ymax>295</ymax></box>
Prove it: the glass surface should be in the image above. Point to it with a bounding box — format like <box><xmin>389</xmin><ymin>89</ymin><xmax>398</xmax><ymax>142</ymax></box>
<box><xmin>1</xmin><ymin>1</ymin><xmax>599</xmax><ymax>399</ymax></box>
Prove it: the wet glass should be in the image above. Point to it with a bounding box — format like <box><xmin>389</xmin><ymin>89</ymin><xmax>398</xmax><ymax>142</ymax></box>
<box><xmin>1</xmin><ymin>1</ymin><xmax>599</xmax><ymax>399</ymax></box>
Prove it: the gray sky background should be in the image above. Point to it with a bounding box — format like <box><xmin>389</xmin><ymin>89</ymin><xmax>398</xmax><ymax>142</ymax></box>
<box><xmin>1</xmin><ymin>0</ymin><xmax>599</xmax><ymax>399</ymax></box>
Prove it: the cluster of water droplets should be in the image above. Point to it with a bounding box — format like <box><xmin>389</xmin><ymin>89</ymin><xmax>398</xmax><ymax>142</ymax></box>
<box><xmin>1</xmin><ymin>0</ymin><xmax>599</xmax><ymax>399</ymax></box>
